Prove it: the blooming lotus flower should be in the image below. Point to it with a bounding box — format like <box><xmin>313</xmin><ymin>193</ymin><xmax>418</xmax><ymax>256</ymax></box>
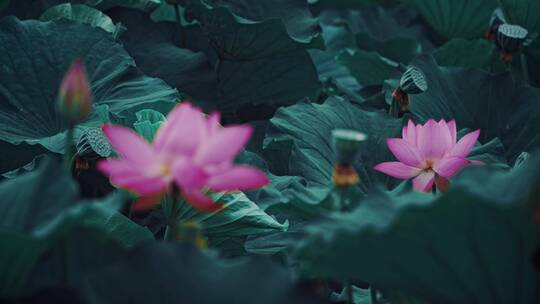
<box><xmin>98</xmin><ymin>103</ymin><xmax>269</xmax><ymax>211</ymax></box>
<box><xmin>374</xmin><ymin>119</ymin><xmax>481</xmax><ymax>192</ymax></box>
<box><xmin>58</xmin><ymin>59</ymin><xmax>92</xmax><ymax>124</ymax></box>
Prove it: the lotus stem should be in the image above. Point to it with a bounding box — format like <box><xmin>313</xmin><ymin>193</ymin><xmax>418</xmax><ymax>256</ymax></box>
<box><xmin>520</xmin><ymin>53</ymin><xmax>530</xmax><ymax>84</ymax></box>
<box><xmin>64</xmin><ymin>125</ymin><xmax>75</xmax><ymax>172</ymax></box>
<box><xmin>370</xmin><ymin>286</ymin><xmax>378</xmax><ymax>304</ymax></box>
<box><xmin>496</xmin><ymin>0</ymin><xmax>514</xmax><ymax>23</ymax></box>
<box><xmin>339</xmin><ymin>187</ymin><xmax>346</xmax><ymax>211</ymax></box>
<box><xmin>345</xmin><ymin>281</ymin><xmax>353</xmax><ymax>303</ymax></box>
<box><xmin>164</xmin><ymin>185</ymin><xmax>180</xmax><ymax>241</ymax></box>
<box><xmin>174</xmin><ymin>4</ymin><xmax>186</xmax><ymax>48</ymax></box>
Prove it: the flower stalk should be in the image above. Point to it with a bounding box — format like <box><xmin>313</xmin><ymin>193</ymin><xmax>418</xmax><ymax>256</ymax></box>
<box><xmin>64</xmin><ymin>125</ymin><xmax>75</xmax><ymax>172</ymax></box>
<box><xmin>173</xmin><ymin>3</ymin><xmax>186</xmax><ymax>48</ymax></box>
<box><xmin>164</xmin><ymin>185</ymin><xmax>180</xmax><ymax>242</ymax></box>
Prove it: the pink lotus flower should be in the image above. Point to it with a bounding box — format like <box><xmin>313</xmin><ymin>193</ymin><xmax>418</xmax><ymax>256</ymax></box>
<box><xmin>374</xmin><ymin>119</ymin><xmax>481</xmax><ymax>192</ymax></box>
<box><xmin>58</xmin><ymin>59</ymin><xmax>92</xmax><ymax>124</ymax></box>
<box><xmin>98</xmin><ymin>103</ymin><xmax>269</xmax><ymax>211</ymax></box>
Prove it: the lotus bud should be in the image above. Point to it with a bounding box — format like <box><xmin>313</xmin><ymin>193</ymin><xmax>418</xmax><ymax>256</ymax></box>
<box><xmin>58</xmin><ymin>59</ymin><xmax>92</xmax><ymax>125</ymax></box>
<box><xmin>486</xmin><ymin>8</ymin><xmax>506</xmax><ymax>41</ymax></box>
<box><xmin>392</xmin><ymin>66</ymin><xmax>428</xmax><ymax>112</ymax></box>
<box><xmin>331</xmin><ymin>129</ymin><xmax>366</xmax><ymax>188</ymax></box>
<box><xmin>496</xmin><ymin>24</ymin><xmax>528</xmax><ymax>63</ymax></box>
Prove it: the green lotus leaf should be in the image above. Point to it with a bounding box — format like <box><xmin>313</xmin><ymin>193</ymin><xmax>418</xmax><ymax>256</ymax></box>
<box><xmin>293</xmin><ymin>153</ymin><xmax>540</xmax><ymax>303</ymax></box>
<box><xmin>499</xmin><ymin>0</ymin><xmax>540</xmax><ymax>35</ymax></box>
<box><xmin>81</xmin><ymin>243</ymin><xmax>322</xmax><ymax>304</ymax></box>
<box><xmin>40</xmin><ymin>3</ymin><xmax>123</xmax><ymax>37</ymax></box>
<box><xmin>338</xmin><ymin>49</ymin><xmax>400</xmax><ymax>87</ymax></box>
<box><xmin>108</xmin><ymin>9</ymin><xmax>218</xmax><ymax>109</ymax></box>
<box><xmin>433</xmin><ymin>38</ymin><xmax>502</xmax><ymax>69</ymax></box>
<box><xmin>0</xmin><ymin>157</ymin><xmax>153</xmax><ymax>297</ymax></box>
<box><xmin>2</xmin><ymin>0</ymin><xmax>159</xmax><ymax>19</ymax></box>
<box><xmin>184</xmin><ymin>0</ymin><xmax>322</xmax><ymax>114</ymax></box>
<box><xmin>402</xmin><ymin>0</ymin><xmax>497</xmax><ymax>39</ymax></box>
<box><xmin>0</xmin><ymin>17</ymin><xmax>178</xmax><ymax>157</ymax></box>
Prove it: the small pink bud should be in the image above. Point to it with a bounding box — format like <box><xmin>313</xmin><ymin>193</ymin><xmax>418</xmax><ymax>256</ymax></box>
<box><xmin>58</xmin><ymin>59</ymin><xmax>92</xmax><ymax>124</ymax></box>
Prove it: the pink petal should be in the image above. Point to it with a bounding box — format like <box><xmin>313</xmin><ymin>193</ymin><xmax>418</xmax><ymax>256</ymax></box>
<box><xmin>195</xmin><ymin>125</ymin><xmax>253</xmax><ymax>165</ymax></box>
<box><xmin>374</xmin><ymin>162</ymin><xmax>422</xmax><ymax>179</ymax></box>
<box><xmin>447</xmin><ymin>120</ymin><xmax>457</xmax><ymax>145</ymax></box>
<box><xmin>402</xmin><ymin>120</ymin><xmax>417</xmax><ymax>146</ymax></box>
<box><xmin>182</xmin><ymin>189</ymin><xmax>222</xmax><ymax>212</ymax></box>
<box><xmin>437</xmin><ymin>120</ymin><xmax>453</xmax><ymax>152</ymax></box>
<box><xmin>173</xmin><ymin>159</ymin><xmax>208</xmax><ymax>190</ymax></box>
<box><xmin>448</xmin><ymin>129</ymin><xmax>480</xmax><ymax>158</ymax></box>
<box><xmin>417</xmin><ymin>119</ymin><xmax>450</xmax><ymax>160</ymax></box>
<box><xmin>386</xmin><ymin>138</ymin><xmax>423</xmax><ymax>167</ymax></box>
<box><xmin>433</xmin><ymin>156</ymin><xmax>471</xmax><ymax>178</ymax></box>
<box><xmin>469</xmin><ymin>159</ymin><xmax>484</xmax><ymax>165</ymax></box>
<box><xmin>154</xmin><ymin>103</ymin><xmax>206</xmax><ymax>156</ymax></box>
<box><xmin>98</xmin><ymin>159</ymin><xmax>168</xmax><ymax>195</ymax></box>
<box><xmin>412</xmin><ymin>171</ymin><xmax>435</xmax><ymax>192</ymax></box>
<box><xmin>101</xmin><ymin>125</ymin><xmax>155</xmax><ymax>169</ymax></box>
<box><xmin>207</xmin><ymin>165</ymin><xmax>269</xmax><ymax>192</ymax></box>
<box><xmin>207</xmin><ymin>112</ymin><xmax>221</xmax><ymax>137</ymax></box>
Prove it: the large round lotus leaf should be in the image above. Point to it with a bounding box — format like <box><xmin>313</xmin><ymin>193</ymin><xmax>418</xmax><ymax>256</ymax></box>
<box><xmin>110</xmin><ymin>3</ymin><xmax>321</xmax><ymax>117</ymax></box>
<box><xmin>2</xmin><ymin>0</ymin><xmax>159</xmax><ymax>19</ymax></box>
<box><xmin>108</xmin><ymin>9</ymin><xmax>218</xmax><ymax>109</ymax></box>
<box><xmin>197</xmin><ymin>0</ymin><xmax>321</xmax><ymax>44</ymax></box>
<box><xmin>0</xmin><ymin>17</ymin><xmax>178</xmax><ymax>154</ymax></box>
<box><xmin>0</xmin><ymin>157</ymin><xmax>153</xmax><ymax>297</ymax></box>
<box><xmin>294</xmin><ymin>154</ymin><xmax>540</xmax><ymax>304</ymax></box>
<box><xmin>402</xmin><ymin>0</ymin><xmax>497</xmax><ymax>39</ymax></box>
<box><xmin>81</xmin><ymin>243</ymin><xmax>323</xmax><ymax>304</ymax></box>
<box><xmin>40</xmin><ymin>3</ymin><xmax>122</xmax><ymax>36</ymax></box>
<box><xmin>407</xmin><ymin>55</ymin><xmax>540</xmax><ymax>162</ymax></box>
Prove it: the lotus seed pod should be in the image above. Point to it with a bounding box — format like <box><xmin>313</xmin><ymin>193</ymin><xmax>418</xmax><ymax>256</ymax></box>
<box><xmin>76</xmin><ymin>127</ymin><xmax>112</xmax><ymax>159</ymax></box>
<box><xmin>58</xmin><ymin>59</ymin><xmax>93</xmax><ymax>125</ymax></box>
<box><xmin>496</xmin><ymin>24</ymin><xmax>528</xmax><ymax>53</ymax></box>
<box><xmin>332</xmin><ymin>129</ymin><xmax>367</xmax><ymax>165</ymax></box>
<box><xmin>486</xmin><ymin>8</ymin><xmax>506</xmax><ymax>40</ymax></box>
<box><xmin>399</xmin><ymin>66</ymin><xmax>428</xmax><ymax>95</ymax></box>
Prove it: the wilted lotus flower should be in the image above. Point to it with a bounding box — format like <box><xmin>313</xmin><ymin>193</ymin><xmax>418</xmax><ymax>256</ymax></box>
<box><xmin>98</xmin><ymin>103</ymin><xmax>268</xmax><ymax>211</ymax></box>
<box><xmin>374</xmin><ymin>119</ymin><xmax>481</xmax><ymax>192</ymax></box>
<box><xmin>58</xmin><ymin>59</ymin><xmax>92</xmax><ymax>124</ymax></box>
